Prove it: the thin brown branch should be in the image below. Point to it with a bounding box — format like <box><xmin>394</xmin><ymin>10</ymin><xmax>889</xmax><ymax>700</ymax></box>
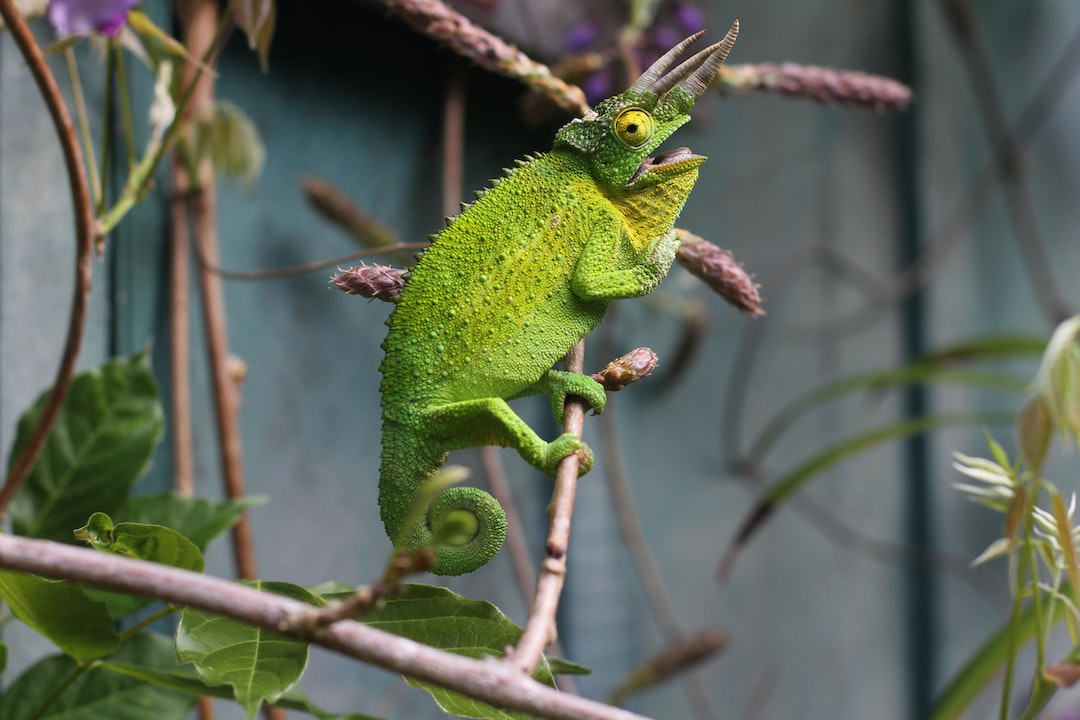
<box><xmin>939</xmin><ymin>0</ymin><xmax>1072</xmax><ymax>325</ymax></box>
<box><xmin>382</xmin><ymin>0</ymin><xmax>589</xmax><ymax>115</ymax></box>
<box><xmin>507</xmin><ymin>342</ymin><xmax>587</xmax><ymax>675</ymax></box>
<box><xmin>169</xmin><ymin>180</ymin><xmax>195</xmax><ymax>496</ymax></box>
<box><xmin>0</xmin><ymin>534</ymin><xmax>646</xmax><ymax>720</ymax></box>
<box><xmin>181</xmin><ymin>0</ymin><xmax>259</xmax><ymax>583</ymax></box>
<box><xmin>196</xmin><ymin>242</ymin><xmax>430</xmax><ymax>281</ymax></box>
<box><xmin>0</xmin><ymin>0</ymin><xmax>95</xmax><ymax>514</ymax></box>
<box><xmin>594</xmin><ymin>325</ymin><xmax>715</xmax><ymax>720</ymax></box>
<box><xmin>717</xmin><ymin>63</ymin><xmax>912</xmax><ymax>110</ymax></box>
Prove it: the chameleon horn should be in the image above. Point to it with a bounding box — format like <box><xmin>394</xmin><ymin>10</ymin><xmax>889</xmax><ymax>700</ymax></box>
<box><xmin>676</xmin><ymin>19</ymin><xmax>740</xmax><ymax>98</ymax></box>
<box><xmin>629</xmin><ymin>29</ymin><xmax>705</xmax><ymax>94</ymax></box>
<box><xmin>649</xmin><ymin>20</ymin><xmax>740</xmax><ymax>99</ymax></box>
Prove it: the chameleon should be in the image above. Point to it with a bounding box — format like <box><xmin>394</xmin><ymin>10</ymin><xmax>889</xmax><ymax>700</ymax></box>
<box><xmin>378</xmin><ymin>22</ymin><xmax>740</xmax><ymax>576</ymax></box>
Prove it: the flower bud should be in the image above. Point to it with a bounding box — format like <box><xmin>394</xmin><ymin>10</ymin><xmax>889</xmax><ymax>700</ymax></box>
<box><xmin>675</xmin><ymin>231</ymin><xmax>764</xmax><ymax>315</ymax></box>
<box><xmin>331</xmin><ymin>264</ymin><xmax>406</xmax><ymax>302</ymax></box>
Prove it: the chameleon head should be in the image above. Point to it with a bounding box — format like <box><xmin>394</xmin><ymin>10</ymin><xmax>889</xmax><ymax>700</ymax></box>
<box><xmin>555</xmin><ymin>21</ymin><xmax>739</xmax><ymax>192</ymax></box>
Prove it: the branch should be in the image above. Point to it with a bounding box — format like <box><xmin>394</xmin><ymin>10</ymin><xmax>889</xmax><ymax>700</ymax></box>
<box><xmin>0</xmin><ymin>534</ymin><xmax>647</xmax><ymax>720</ymax></box>
<box><xmin>0</xmin><ymin>0</ymin><xmax>95</xmax><ymax>514</ymax></box>
<box><xmin>381</xmin><ymin>0</ymin><xmax>589</xmax><ymax>115</ymax></box>
<box><xmin>507</xmin><ymin>341</ymin><xmax>588</xmax><ymax>675</ymax></box>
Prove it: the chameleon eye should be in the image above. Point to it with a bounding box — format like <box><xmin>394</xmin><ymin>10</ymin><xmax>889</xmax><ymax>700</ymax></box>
<box><xmin>613</xmin><ymin>108</ymin><xmax>654</xmax><ymax>148</ymax></box>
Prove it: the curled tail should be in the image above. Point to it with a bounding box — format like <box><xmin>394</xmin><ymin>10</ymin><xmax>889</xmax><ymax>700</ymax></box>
<box><xmin>378</xmin><ymin>423</ymin><xmax>508</xmax><ymax>576</ymax></box>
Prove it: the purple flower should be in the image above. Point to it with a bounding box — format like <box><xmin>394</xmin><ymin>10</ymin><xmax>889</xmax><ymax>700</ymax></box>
<box><xmin>565</xmin><ymin>21</ymin><xmax>598</xmax><ymax>52</ymax></box>
<box><xmin>48</xmin><ymin>0</ymin><xmax>139</xmax><ymax>37</ymax></box>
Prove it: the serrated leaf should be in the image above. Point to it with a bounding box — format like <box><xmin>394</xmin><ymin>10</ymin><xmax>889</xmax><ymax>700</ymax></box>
<box><xmin>365</xmin><ymin>584</ymin><xmax>557</xmax><ymax>719</ymax></box>
<box><xmin>0</xmin><ymin>634</ymin><xmax>195</xmax><ymax>720</ymax></box>
<box><xmin>77</xmin><ymin>514</ymin><xmax>205</xmax><ymax>617</ymax></box>
<box><xmin>118</xmin><ymin>491</ymin><xmax>264</xmax><ymax>551</ymax></box>
<box><xmin>7</xmin><ymin>352</ymin><xmax>163</xmax><ymax>542</ymax></box>
<box><xmin>176</xmin><ymin>580</ymin><xmax>317</xmax><ymax>719</ymax></box>
<box><xmin>0</xmin><ymin>570</ymin><xmax>118</xmax><ymax>659</ymax></box>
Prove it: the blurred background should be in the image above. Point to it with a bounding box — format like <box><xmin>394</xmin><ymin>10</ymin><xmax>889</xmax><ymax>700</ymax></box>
<box><xmin>2</xmin><ymin>1</ymin><xmax>1080</xmax><ymax>718</ymax></box>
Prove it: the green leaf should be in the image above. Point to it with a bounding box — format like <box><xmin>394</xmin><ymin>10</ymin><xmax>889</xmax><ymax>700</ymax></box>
<box><xmin>7</xmin><ymin>352</ymin><xmax>163</xmax><ymax>542</ymax></box>
<box><xmin>107</xmin><ymin>659</ymin><xmax>382</xmax><ymax>719</ymax></box>
<box><xmin>118</xmin><ymin>491</ymin><xmax>264</xmax><ymax>551</ymax></box>
<box><xmin>233</xmin><ymin>0</ymin><xmax>276</xmax><ymax>71</ymax></box>
<box><xmin>76</xmin><ymin>513</ymin><xmax>205</xmax><ymax>618</ymax></box>
<box><xmin>547</xmin><ymin>657</ymin><xmax>592</xmax><ymax>676</ymax></box>
<box><xmin>176</xmin><ymin>580</ymin><xmax>317</xmax><ymax>719</ymax></box>
<box><xmin>0</xmin><ymin>634</ymin><xmax>195</xmax><ymax>720</ymax></box>
<box><xmin>724</xmin><ymin>412</ymin><xmax>1015</xmax><ymax>574</ymax></box>
<box><xmin>931</xmin><ymin>592</ymin><xmax>1068</xmax><ymax>719</ymax></box>
<box><xmin>365</xmin><ymin>584</ymin><xmax>557</xmax><ymax>719</ymax></box>
<box><xmin>0</xmin><ymin>569</ymin><xmax>118</xmax><ymax>659</ymax></box>
<box><xmin>748</xmin><ymin>364</ymin><xmax>1026</xmax><ymax>462</ymax></box>
<box><xmin>1018</xmin><ymin>396</ymin><xmax>1053</xmax><ymax>475</ymax></box>
<box><xmin>0</xmin><ymin>640</ymin><xmax>7</xmax><ymax>673</ymax></box>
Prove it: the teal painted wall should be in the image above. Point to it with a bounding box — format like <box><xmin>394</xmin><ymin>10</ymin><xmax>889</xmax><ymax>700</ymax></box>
<box><xmin>3</xmin><ymin>1</ymin><xmax>1080</xmax><ymax>718</ymax></box>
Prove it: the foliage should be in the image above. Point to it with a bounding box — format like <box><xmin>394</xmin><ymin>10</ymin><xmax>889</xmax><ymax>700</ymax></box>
<box><xmin>933</xmin><ymin>316</ymin><xmax>1080</xmax><ymax>719</ymax></box>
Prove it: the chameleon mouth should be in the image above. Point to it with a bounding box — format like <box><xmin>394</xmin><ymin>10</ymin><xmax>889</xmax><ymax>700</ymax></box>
<box><xmin>628</xmin><ymin>146</ymin><xmax>701</xmax><ymax>186</ymax></box>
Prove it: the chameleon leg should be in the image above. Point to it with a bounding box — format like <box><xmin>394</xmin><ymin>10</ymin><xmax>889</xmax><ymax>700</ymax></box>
<box><xmin>572</xmin><ymin>227</ymin><xmax>681</xmax><ymax>301</ymax></box>
<box><xmin>423</xmin><ymin>397</ymin><xmax>593</xmax><ymax>477</ymax></box>
<box><xmin>510</xmin><ymin>369</ymin><xmax>608</xmax><ymax>425</ymax></box>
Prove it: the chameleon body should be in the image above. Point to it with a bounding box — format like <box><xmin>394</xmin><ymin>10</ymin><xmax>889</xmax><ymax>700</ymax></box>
<box><xmin>378</xmin><ymin>24</ymin><xmax>739</xmax><ymax>575</ymax></box>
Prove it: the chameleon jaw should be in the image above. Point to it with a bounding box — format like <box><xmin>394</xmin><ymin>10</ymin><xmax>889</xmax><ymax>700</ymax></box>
<box><xmin>628</xmin><ymin>146</ymin><xmax>702</xmax><ymax>186</ymax></box>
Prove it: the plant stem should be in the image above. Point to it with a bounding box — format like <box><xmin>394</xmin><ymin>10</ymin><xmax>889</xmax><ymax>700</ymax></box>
<box><xmin>0</xmin><ymin>0</ymin><xmax>95</xmax><ymax>516</ymax></box>
<box><xmin>114</xmin><ymin>44</ymin><xmax>138</xmax><ymax>170</ymax></box>
<box><xmin>0</xmin><ymin>534</ymin><xmax>647</xmax><ymax>720</ymax></box>
<box><xmin>506</xmin><ymin>342</ymin><xmax>587</xmax><ymax>675</ymax></box>
<box><xmin>64</xmin><ymin>47</ymin><xmax>101</xmax><ymax>207</ymax></box>
<box><xmin>97</xmin><ymin>3</ymin><xmax>235</xmax><ymax>236</ymax></box>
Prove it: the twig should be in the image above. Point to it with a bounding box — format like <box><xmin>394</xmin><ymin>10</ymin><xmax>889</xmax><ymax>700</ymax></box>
<box><xmin>169</xmin><ymin>178</ymin><xmax>195</xmax><ymax>495</ymax></box>
<box><xmin>598</xmin><ymin>403</ymin><xmax>716</xmax><ymax>719</ymax></box>
<box><xmin>939</xmin><ymin>0</ymin><xmax>1071</xmax><ymax>325</ymax></box>
<box><xmin>507</xmin><ymin>342</ymin><xmax>588</xmax><ymax>675</ymax></box>
<box><xmin>381</xmin><ymin>0</ymin><xmax>589</xmax><ymax>115</ymax></box>
<box><xmin>196</xmin><ymin>242</ymin><xmax>430</xmax><ymax>281</ymax></box>
<box><xmin>0</xmin><ymin>534</ymin><xmax>647</xmax><ymax>720</ymax></box>
<box><xmin>0</xmin><ymin>0</ymin><xmax>95</xmax><ymax>515</ymax></box>
<box><xmin>716</xmin><ymin>63</ymin><xmax>911</xmax><ymax>110</ymax></box>
<box><xmin>177</xmin><ymin>0</ymin><xmax>259</xmax><ymax>586</ymax></box>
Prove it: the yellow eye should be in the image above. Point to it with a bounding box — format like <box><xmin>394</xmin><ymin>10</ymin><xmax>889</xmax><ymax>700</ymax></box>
<box><xmin>613</xmin><ymin>108</ymin><xmax>654</xmax><ymax>148</ymax></box>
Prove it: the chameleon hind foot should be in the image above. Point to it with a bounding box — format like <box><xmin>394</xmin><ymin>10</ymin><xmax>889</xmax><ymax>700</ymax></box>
<box><xmin>544</xmin><ymin>433</ymin><xmax>594</xmax><ymax>476</ymax></box>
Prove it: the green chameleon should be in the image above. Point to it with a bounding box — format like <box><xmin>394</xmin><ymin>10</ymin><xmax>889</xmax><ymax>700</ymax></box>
<box><xmin>378</xmin><ymin>23</ymin><xmax>740</xmax><ymax>576</ymax></box>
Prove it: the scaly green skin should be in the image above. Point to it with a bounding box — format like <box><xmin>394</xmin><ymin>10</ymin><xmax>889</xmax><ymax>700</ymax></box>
<box><xmin>378</xmin><ymin>29</ymin><xmax>738</xmax><ymax>575</ymax></box>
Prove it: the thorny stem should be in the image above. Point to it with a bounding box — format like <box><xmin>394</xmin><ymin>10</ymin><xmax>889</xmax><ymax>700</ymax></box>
<box><xmin>0</xmin><ymin>535</ymin><xmax>647</xmax><ymax>720</ymax></box>
<box><xmin>0</xmin><ymin>0</ymin><xmax>95</xmax><ymax>516</ymax></box>
<box><xmin>507</xmin><ymin>342</ymin><xmax>587</xmax><ymax>675</ymax></box>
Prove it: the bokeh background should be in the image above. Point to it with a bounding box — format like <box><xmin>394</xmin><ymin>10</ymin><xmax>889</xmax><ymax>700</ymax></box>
<box><xmin>3</xmin><ymin>1</ymin><xmax>1080</xmax><ymax>718</ymax></box>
